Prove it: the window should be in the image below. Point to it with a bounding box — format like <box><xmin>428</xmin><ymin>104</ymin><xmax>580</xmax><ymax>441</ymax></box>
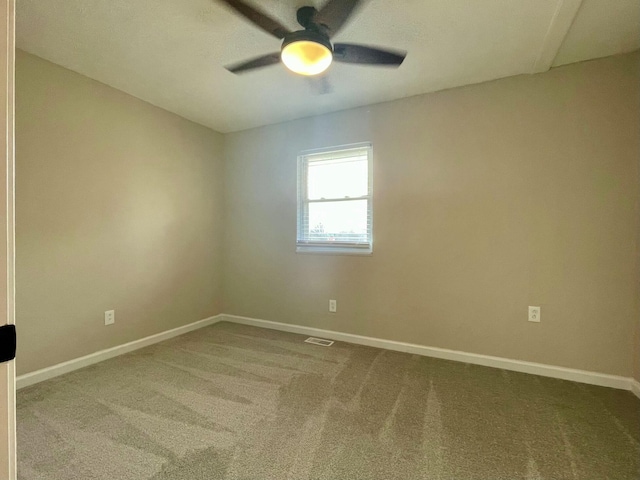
<box><xmin>297</xmin><ymin>143</ymin><xmax>373</xmax><ymax>254</ymax></box>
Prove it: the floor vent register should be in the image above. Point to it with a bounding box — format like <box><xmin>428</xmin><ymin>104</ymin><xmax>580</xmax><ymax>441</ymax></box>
<box><xmin>304</xmin><ymin>337</ymin><xmax>334</xmax><ymax>347</ymax></box>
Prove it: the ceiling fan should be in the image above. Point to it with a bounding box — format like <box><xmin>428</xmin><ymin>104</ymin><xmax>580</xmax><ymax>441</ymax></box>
<box><xmin>219</xmin><ymin>0</ymin><xmax>407</xmax><ymax>76</ymax></box>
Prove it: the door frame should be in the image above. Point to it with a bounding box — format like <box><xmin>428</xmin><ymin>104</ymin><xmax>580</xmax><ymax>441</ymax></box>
<box><xmin>0</xmin><ymin>0</ymin><xmax>16</xmax><ymax>478</ymax></box>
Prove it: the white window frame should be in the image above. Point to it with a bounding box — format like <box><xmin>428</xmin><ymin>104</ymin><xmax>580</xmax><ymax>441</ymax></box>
<box><xmin>296</xmin><ymin>143</ymin><xmax>373</xmax><ymax>255</ymax></box>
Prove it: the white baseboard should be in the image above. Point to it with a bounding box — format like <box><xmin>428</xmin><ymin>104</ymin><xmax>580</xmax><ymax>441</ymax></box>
<box><xmin>16</xmin><ymin>314</ymin><xmax>223</xmax><ymax>389</ymax></box>
<box><xmin>16</xmin><ymin>312</ymin><xmax>639</xmax><ymax>396</ymax></box>
<box><xmin>221</xmin><ymin>314</ymin><xmax>635</xmax><ymax>392</ymax></box>
<box><xmin>631</xmin><ymin>380</ymin><xmax>640</xmax><ymax>400</ymax></box>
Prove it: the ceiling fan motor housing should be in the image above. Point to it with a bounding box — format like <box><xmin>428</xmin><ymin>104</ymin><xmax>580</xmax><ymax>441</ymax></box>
<box><xmin>281</xmin><ymin>30</ymin><xmax>332</xmax><ymax>53</ymax></box>
<box><xmin>296</xmin><ymin>6</ymin><xmax>319</xmax><ymax>29</ymax></box>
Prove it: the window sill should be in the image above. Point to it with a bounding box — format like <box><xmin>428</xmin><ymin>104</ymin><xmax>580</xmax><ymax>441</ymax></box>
<box><xmin>296</xmin><ymin>246</ymin><xmax>373</xmax><ymax>256</ymax></box>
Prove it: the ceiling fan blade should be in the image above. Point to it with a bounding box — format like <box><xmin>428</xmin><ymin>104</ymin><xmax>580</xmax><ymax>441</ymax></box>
<box><xmin>225</xmin><ymin>52</ymin><xmax>281</xmax><ymax>74</ymax></box>
<box><xmin>333</xmin><ymin>43</ymin><xmax>406</xmax><ymax>67</ymax></box>
<box><xmin>315</xmin><ymin>0</ymin><xmax>361</xmax><ymax>37</ymax></box>
<box><xmin>218</xmin><ymin>0</ymin><xmax>291</xmax><ymax>39</ymax></box>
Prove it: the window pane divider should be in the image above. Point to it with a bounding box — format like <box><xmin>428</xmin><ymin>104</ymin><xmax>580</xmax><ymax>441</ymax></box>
<box><xmin>305</xmin><ymin>196</ymin><xmax>370</xmax><ymax>204</ymax></box>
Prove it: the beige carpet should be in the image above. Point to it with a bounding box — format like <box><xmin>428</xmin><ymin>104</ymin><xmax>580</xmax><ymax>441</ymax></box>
<box><xmin>17</xmin><ymin>321</ymin><xmax>640</xmax><ymax>479</ymax></box>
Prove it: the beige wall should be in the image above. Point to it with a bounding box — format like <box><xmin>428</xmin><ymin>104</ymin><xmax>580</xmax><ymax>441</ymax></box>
<box><xmin>16</xmin><ymin>51</ymin><xmax>225</xmax><ymax>375</ymax></box>
<box><xmin>224</xmin><ymin>52</ymin><xmax>640</xmax><ymax>377</ymax></box>
<box><xmin>15</xmin><ymin>49</ymin><xmax>640</xmax><ymax>379</ymax></box>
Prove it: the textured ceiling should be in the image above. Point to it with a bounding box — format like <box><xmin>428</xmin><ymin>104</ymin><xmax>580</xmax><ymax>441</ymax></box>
<box><xmin>16</xmin><ymin>0</ymin><xmax>640</xmax><ymax>133</ymax></box>
<box><xmin>553</xmin><ymin>0</ymin><xmax>640</xmax><ymax>66</ymax></box>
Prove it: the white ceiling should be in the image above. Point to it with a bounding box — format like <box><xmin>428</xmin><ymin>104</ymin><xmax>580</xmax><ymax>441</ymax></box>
<box><xmin>16</xmin><ymin>0</ymin><xmax>640</xmax><ymax>133</ymax></box>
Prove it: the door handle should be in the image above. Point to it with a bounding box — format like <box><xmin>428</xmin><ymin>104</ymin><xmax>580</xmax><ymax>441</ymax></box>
<box><xmin>0</xmin><ymin>324</ymin><xmax>16</xmax><ymax>363</ymax></box>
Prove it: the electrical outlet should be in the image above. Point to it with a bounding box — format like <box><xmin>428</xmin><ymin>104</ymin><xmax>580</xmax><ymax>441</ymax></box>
<box><xmin>528</xmin><ymin>306</ymin><xmax>540</xmax><ymax>323</ymax></box>
<box><xmin>329</xmin><ymin>299</ymin><xmax>337</xmax><ymax>313</ymax></box>
<box><xmin>104</xmin><ymin>310</ymin><xmax>115</xmax><ymax>326</ymax></box>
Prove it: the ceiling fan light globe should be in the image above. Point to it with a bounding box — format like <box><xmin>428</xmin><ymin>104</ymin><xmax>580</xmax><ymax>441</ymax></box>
<box><xmin>281</xmin><ymin>40</ymin><xmax>333</xmax><ymax>76</ymax></box>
